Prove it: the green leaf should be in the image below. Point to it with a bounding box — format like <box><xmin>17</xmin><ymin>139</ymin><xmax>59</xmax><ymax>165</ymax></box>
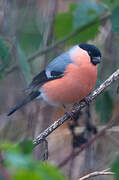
<box><xmin>0</xmin><ymin>140</ymin><xmax>33</xmax><ymax>154</ymax></box>
<box><xmin>69</xmin><ymin>2</ymin><xmax>78</xmax><ymax>13</ymax></box>
<box><xmin>111</xmin><ymin>6</ymin><xmax>119</xmax><ymax>36</ymax></box>
<box><xmin>54</xmin><ymin>2</ymin><xmax>77</xmax><ymax>42</ymax></box>
<box><xmin>54</xmin><ymin>12</ymin><xmax>73</xmax><ymax>40</ymax></box>
<box><xmin>111</xmin><ymin>155</ymin><xmax>119</xmax><ymax>180</ymax></box>
<box><xmin>73</xmin><ymin>0</ymin><xmax>107</xmax><ymax>30</ymax></box>
<box><xmin>18</xmin><ymin>140</ymin><xmax>34</xmax><ymax>155</ymax></box>
<box><xmin>73</xmin><ymin>22</ymin><xmax>100</xmax><ymax>44</ymax></box>
<box><xmin>19</xmin><ymin>30</ymin><xmax>42</xmax><ymax>56</ymax></box>
<box><xmin>13</xmin><ymin>163</ymin><xmax>67</xmax><ymax>180</ymax></box>
<box><xmin>14</xmin><ymin>169</ymin><xmax>41</xmax><ymax>180</ymax></box>
<box><xmin>0</xmin><ymin>140</ymin><xmax>68</xmax><ymax>180</ymax></box>
<box><xmin>5</xmin><ymin>152</ymin><xmax>32</xmax><ymax>168</ymax></box>
<box><xmin>37</xmin><ymin>163</ymin><xmax>68</xmax><ymax>180</ymax></box>
<box><xmin>17</xmin><ymin>43</ymin><xmax>32</xmax><ymax>84</ymax></box>
<box><xmin>0</xmin><ymin>141</ymin><xmax>34</xmax><ymax>168</ymax></box>
<box><xmin>0</xmin><ymin>141</ymin><xmax>20</xmax><ymax>153</ymax></box>
<box><xmin>19</xmin><ymin>13</ymin><xmax>43</xmax><ymax>56</ymax></box>
<box><xmin>95</xmin><ymin>91</ymin><xmax>113</xmax><ymax>123</ymax></box>
<box><xmin>5</xmin><ymin>152</ymin><xmax>67</xmax><ymax>180</ymax></box>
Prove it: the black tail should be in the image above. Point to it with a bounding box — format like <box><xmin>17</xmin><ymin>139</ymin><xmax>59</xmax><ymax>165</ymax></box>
<box><xmin>7</xmin><ymin>90</ymin><xmax>40</xmax><ymax>116</ymax></box>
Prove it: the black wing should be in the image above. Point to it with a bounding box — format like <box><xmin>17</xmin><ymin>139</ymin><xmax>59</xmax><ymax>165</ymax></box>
<box><xmin>26</xmin><ymin>70</ymin><xmax>63</xmax><ymax>90</ymax></box>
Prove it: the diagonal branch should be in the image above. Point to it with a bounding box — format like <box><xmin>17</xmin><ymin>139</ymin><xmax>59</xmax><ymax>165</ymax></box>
<box><xmin>33</xmin><ymin>68</ymin><xmax>119</xmax><ymax>146</ymax></box>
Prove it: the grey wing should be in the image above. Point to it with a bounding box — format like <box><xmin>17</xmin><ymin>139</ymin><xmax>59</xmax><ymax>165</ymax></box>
<box><xmin>46</xmin><ymin>50</ymin><xmax>72</xmax><ymax>78</ymax></box>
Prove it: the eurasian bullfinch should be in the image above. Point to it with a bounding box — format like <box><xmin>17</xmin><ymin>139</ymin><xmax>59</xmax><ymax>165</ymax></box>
<box><xmin>7</xmin><ymin>44</ymin><xmax>101</xmax><ymax>116</ymax></box>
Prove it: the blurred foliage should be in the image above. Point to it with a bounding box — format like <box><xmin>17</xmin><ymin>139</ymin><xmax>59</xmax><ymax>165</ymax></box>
<box><xmin>19</xmin><ymin>29</ymin><xmax>42</xmax><ymax>57</ymax></box>
<box><xmin>0</xmin><ymin>36</ymin><xmax>11</xmax><ymax>79</ymax></box>
<box><xmin>17</xmin><ymin>11</ymin><xmax>43</xmax><ymax>82</ymax></box>
<box><xmin>19</xmin><ymin>15</ymin><xmax>43</xmax><ymax>57</ymax></box>
<box><xmin>111</xmin><ymin>155</ymin><xmax>119</xmax><ymax>180</ymax></box>
<box><xmin>103</xmin><ymin>0</ymin><xmax>119</xmax><ymax>10</ymax></box>
<box><xmin>111</xmin><ymin>6</ymin><xmax>119</xmax><ymax>36</ymax></box>
<box><xmin>0</xmin><ymin>140</ymin><xmax>67</xmax><ymax>180</ymax></box>
<box><xmin>15</xmin><ymin>7</ymin><xmax>43</xmax><ymax>57</ymax></box>
<box><xmin>54</xmin><ymin>1</ymin><xmax>108</xmax><ymax>45</ymax></box>
<box><xmin>73</xmin><ymin>1</ymin><xmax>108</xmax><ymax>29</ymax></box>
<box><xmin>95</xmin><ymin>91</ymin><xmax>113</xmax><ymax>123</ymax></box>
<box><xmin>110</xmin><ymin>1</ymin><xmax>119</xmax><ymax>53</ymax></box>
<box><xmin>54</xmin><ymin>12</ymin><xmax>73</xmax><ymax>42</ymax></box>
<box><xmin>95</xmin><ymin>78</ymin><xmax>114</xmax><ymax>123</ymax></box>
<box><xmin>17</xmin><ymin>43</ymin><xmax>32</xmax><ymax>84</ymax></box>
<box><xmin>0</xmin><ymin>139</ymin><xmax>33</xmax><ymax>154</ymax></box>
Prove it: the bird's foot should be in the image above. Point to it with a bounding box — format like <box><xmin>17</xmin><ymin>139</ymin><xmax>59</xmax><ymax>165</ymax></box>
<box><xmin>63</xmin><ymin>104</ymin><xmax>79</xmax><ymax>121</ymax></box>
<box><xmin>83</xmin><ymin>96</ymin><xmax>92</xmax><ymax>104</ymax></box>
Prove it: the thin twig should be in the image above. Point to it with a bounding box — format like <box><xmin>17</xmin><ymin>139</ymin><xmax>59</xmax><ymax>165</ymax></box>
<box><xmin>79</xmin><ymin>169</ymin><xmax>114</xmax><ymax>180</ymax></box>
<box><xmin>33</xmin><ymin>68</ymin><xmax>119</xmax><ymax>146</ymax></box>
<box><xmin>5</xmin><ymin>13</ymin><xmax>110</xmax><ymax>75</ymax></box>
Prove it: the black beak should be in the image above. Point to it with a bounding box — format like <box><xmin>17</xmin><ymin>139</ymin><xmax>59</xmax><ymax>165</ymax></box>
<box><xmin>92</xmin><ymin>56</ymin><xmax>101</xmax><ymax>65</ymax></box>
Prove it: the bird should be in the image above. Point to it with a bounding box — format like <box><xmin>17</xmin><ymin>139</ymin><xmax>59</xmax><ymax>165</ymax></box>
<box><xmin>7</xmin><ymin>43</ymin><xmax>101</xmax><ymax>116</ymax></box>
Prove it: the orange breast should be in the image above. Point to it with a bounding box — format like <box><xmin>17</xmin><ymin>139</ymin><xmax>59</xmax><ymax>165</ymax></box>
<box><xmin>42</xmin><ymin>63</ymin><xmax>97</xmax><ymax>105</ymax></box>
